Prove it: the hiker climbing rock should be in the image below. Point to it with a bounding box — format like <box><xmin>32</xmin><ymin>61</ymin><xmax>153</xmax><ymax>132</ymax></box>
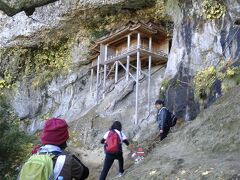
<box><xmin>155</xmin><ymin>99</ymin><xmax>171</xmax><ymax>141</ymax></box>
<box><xmin>19</xmin><ymin>118</ymin><xmax>89</xmax><ymax>180</ymax></box>
<box><xmin>99</xmin><ymin>121</ymin><xmax>130</xmax><ymax>180</ymax></box>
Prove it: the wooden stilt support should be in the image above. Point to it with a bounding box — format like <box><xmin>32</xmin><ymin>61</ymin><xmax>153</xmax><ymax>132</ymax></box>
<box><xmin>148</xmin><ymin>56</ymin><xmax>152</xmax><ymax>112</ymax></box>
<box><xmin>148</xmin><ymin>37</ymin><xmax>152</xmax><ymax>112</ymax></box>
<box><xmin>103</xmin><ymin>45</ymin><xmax>108</xmax><ymax>98</ymax></box>
<box><xmin>137</xmin><ymin>33</ymin><xmax>141</xmax><ymax>76</ymax></box>
<box><xmin>96</xmin><ymin>56</ymin><xmax>100</xmax><ymax>103</ymax></box>
<box><xmin>115</xmin><ymin>61</ymin><xmax>119</xmax><ymax>83</ymax></box>
<box><xmin>104</xmin><ymin>45</ymin><xmax>108</xmax><ymax>62</ymax></box>
<box><xmin>118</xmin><ymin>61</ymin><xmax>136</xmax><ymax>81</ymax></box>
<box><xmin>99</xmin><ymin>67</ymin><xmax>102</xmax><ymax>85</ymax></box>
<box><xmin>90</xmin><ymin>67</ymin><xmax>94</xmax><ymax>96</ymax></box>
<box><xmin>137</xmin><ymin>33</ymin><xmax>141</xmax><ymax>48</ymax></box>
<box><xmin>126</xmin><ymin>34</ymin><xmax>131</xmax><ymax>81</ymax></box>
<box><xmin>135</xmin><ymin>50</ymin><xmax>140</xmax><ymax>124</ymax></box>
<box><xmin>126</xmin><ymin>56</ymin><xmax>130</xmax><ymax>81</ymax></box>
<box><xmin>103</xmin><ymin>64</ymin><xmax>107</xmax><ymax>99</ymax></box>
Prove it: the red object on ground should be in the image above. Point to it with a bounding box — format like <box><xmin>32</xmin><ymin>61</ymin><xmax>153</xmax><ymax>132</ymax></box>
<box><xmin>136</xmin><ymin>147</ymin><xmax>145</xmax><ymax>156</ymax></box>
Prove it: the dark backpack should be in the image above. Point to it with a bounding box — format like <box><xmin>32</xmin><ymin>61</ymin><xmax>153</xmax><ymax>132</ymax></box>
<box><xmin>167</xmin><ymin>109</ymin><xmax>177</xmax><ymax>127</ymax></box>
<box><xmin>105</xmin><ymin>130</ymin><xmax>121</xmax><ymax>153</ymax></box>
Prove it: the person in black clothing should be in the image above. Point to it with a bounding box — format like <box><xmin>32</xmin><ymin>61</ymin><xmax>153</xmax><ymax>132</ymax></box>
<box><xmin>99</xmin><ymin>121</ymin><xmax>130</xmax><ymax>180</ymax></box>
<box><xmin>155</xmin><ymin>99</ymin><xmax>170</xmax><ymax>141</ymax></box>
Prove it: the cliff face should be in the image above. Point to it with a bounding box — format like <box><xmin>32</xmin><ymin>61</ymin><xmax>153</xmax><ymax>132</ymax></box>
<box><xmin>166</xmin><ymin>0</ymin><xmax>240</xmax><ymax>77</ymax></box>
<box><xmin>0</xmin><ymin>0</ymin><xmax>124</xmax><ymax>47</ymax></box>
<box><xmin>0</xmin><ymin>0</ymin><xmax>161</xmax><ymax>131</ymax></box>
<box><xmin>0</xmin><ymin>0</ymin><xmax>59</xmax><ymax>16</ymax></box>
<box><xmin>164</xmin><ymin>0</ymin><xmax>240</xmax><ymax>120</ymax></box>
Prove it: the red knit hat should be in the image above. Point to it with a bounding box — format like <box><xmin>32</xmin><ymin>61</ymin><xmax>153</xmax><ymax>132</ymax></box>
<box><xmin>41</xmin><ymin>118</ymin><xmax>69</xmax><ymax>145</ymax></box>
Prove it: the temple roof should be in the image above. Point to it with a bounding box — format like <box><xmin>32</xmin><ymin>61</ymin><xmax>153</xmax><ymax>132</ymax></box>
<box><xmin>88</xmin><ymin>21</ymin><xmax>170</xmax><ymax>62</ymax></box>
<box><xmin>94</xmin><ymin>21</ymin><xmax>169</xmax><ymax>45</ymax></box>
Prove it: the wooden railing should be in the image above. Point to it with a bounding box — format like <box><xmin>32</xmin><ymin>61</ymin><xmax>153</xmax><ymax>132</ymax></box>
<box><xmin>106</xmin><ymin>44</ymin><xmax>168</xmax><ymax>61</ymax></box>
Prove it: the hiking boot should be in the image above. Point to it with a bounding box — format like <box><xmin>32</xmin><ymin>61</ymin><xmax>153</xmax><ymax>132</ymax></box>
<box><xmin>117</xmin><ymin>172</ymin><xmax>124</xmax><ymax>177</ymax></box>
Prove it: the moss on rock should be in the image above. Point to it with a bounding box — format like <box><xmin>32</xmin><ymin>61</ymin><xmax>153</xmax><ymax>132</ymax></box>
<box><xmin>0</xmin><ymin>38</ymin><xmax>72</xmax><ymax>90</ymax></box>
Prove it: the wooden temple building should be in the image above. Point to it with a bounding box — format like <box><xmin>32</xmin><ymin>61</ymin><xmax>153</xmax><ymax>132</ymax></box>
<box><xmin>88</xmin><ymin>21</ymin><xmax>171</xmax><ymax>124</ymax></box>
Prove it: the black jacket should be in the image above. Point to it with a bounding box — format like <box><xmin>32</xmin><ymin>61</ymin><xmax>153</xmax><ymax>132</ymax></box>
<box><xmin>57</xmin><ymin>152</ymin><xmax>89</xmax><ymax>180</ymax></box>
<box><xmin>157</xmin><ymin>107</ymin><xmax>170</xmax><ymax>130</ymax></box>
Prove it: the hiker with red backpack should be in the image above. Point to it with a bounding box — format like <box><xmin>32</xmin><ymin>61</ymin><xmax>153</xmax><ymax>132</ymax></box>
<box><xmin>19</xmin><ymin>118</ymin><xmax>89</xmax><ymax>180</ymax></box>
<box><xmin>155</xmin><ymin>99</ymin><xmax>177</xmax><ymax>141</ymax></box>
<box><xmin>99</xmin><ymin>121</ymin><xmax>129</xmax><ymax>180</ymax></box>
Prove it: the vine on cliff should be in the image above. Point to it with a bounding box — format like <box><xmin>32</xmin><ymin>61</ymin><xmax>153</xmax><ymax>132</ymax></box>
<box><xmin>193</xmin><ymin>66</ymin><xmax>219</xmax><ymax>100</ymax></box>
<box><xmin>202</xmin><ymin>0</ymin><xmax>226</xmax><ymax>20</ymax></box>
<box><xmin>29</xmin><ymin>38</ymin><xmax>72</xmax><ymax>88</ymax></box>
<box><xmin>193</xmin><ymin>63</ymin><xmax>240</xmax><ymax>101</ymax></box>
<box><xmin>0</xmin><ymin>38</ymin><xmax>72</xmax><ymax>90</ymax></box>
<box><xmin>0</xmin><ymin>48</ymin><xmax>28</xmax><ymax>90</ymax></box>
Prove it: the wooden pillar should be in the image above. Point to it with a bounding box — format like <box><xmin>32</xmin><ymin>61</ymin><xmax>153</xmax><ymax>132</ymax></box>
<box><xmin>99</xmin><ymin>67</ymin><xmax>102</xmax><ymax>85</ymax></box>
<box><xmin>104</xmin><ymin>45</ymin><xmax>108</xmax><ymax>62</ymax></box>
<box><xmin>148</xmin><ymin>36</ymin><xmax>152</xmax><ymax>111</ymax></box>
<box><xmin>127</xmin><ymin>34</ymin><xmax>131</xmax><ymax>49</ymax></box>
<box><xmin>136</xmin><ymin>33</ymin><xmax>141</xmax><ymax>76</ymax></box>
<box><xmin>126</xmin><ymin>56</ymin><xmax>130</xmax><ymax>81</ymax></box>
<box><xmin>149</xmin><ymin>36</ymin><xmax>152</xmax><ymax>52</ymax></box>
<box><xmin>103</xmin><ymin>64</ymin><xmax>107</xmax><ymax>99</ymax></box>
<box><xmin>103</xmin><ymin>45</ymin><xmax>108</xmax><ymax>98</ymax></box>
<box><xmin>126</xmin><ymin>34</ymin><xmax>131</xmax><ymax>81</ymax></box>
<box><xmin>137</xmin><ymin>33</ymin><xmax>141</xmax><ymax>48</ymax></box>
<box><xmin>96</xmin><ymin>56</ymin><xmax>100</xmax><ymax>102</ymax></box>
<box><xmin>115</xmin><ymin>61</ymin><xmax>119</xmax><ymax>83</ymax></box>
<box><xmin>90</xmin><ymin>63</ymin><xmax>94</xmax><ymax>96</ymax></box>
<box><xmin>135</xmin><ymin>50</ymin><xmax>140</xmax><ymax>124</ymax></box>
<box><xmin>148</xmin><ymin>56</ymin><xmax>152</xmax><ymax>112</ymax></box>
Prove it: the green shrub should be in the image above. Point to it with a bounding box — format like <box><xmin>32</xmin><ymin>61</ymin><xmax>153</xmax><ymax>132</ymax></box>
<box><xmin>193</xmin><ymin>66</ymin><xmax>217</xmax><ymax>100</ymax></box>
<box><xmin>202</xmin><ymin>0</ymin><xmax>226</xmax><ymax>20</ymax></box>
<box><xmin>0</xmin><ymin>94</ymin><xmax>36</xmax><ymax>179</ymax></box>
<box><xmin>221</xmin><ymin>67</ymin><xmax>240</xmax><ymax>92</ymax></box>
<box><xmin>159</xmin><ymin>79</ymin><xmax>169</xmax><ymax>99</ymax></box>
<box><xmin>193</xmin><ymin>65</ymin><xmax>240</xmax><ymax>100</ymax></box>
